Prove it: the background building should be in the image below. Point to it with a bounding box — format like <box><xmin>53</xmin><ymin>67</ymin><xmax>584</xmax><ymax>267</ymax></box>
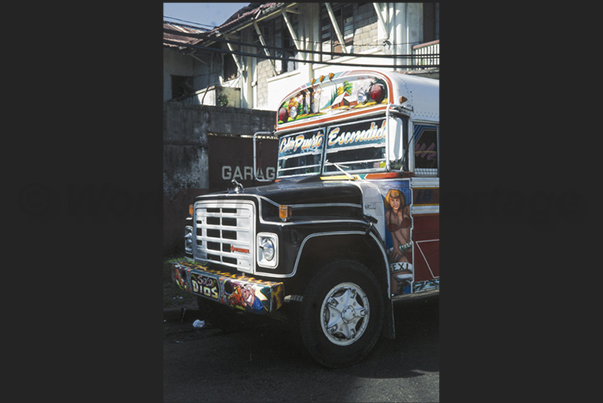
<box><xmin>163</xmin><ymin>3</ymin><xmax>439</xmax><ymax>109</ymax></box>
<box><xmin>162</xmin><ymin>3</ymin><xmax>439</xmax><ymax>255</ymax></box>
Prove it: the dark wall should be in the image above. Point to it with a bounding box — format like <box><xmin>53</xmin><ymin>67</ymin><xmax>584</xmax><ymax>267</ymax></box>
<box><xmin>207</xmin><ymin>135</ymin><xmax>278</xmax><ymax>190</ymax></box>
<box><xmin>163</xmin><ymin>103</ymin><xmax>276</xmax><ymax>256</ymax></box>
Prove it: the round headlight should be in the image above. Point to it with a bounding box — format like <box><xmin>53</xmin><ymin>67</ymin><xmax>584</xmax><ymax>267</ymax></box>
<box><xmin>184</xmin><ymin>227</ymin><xmax>193</xmax><ymax>252</ymax></box>
<box><xmin>260</xmin><ymin>238</ymin><xmax>275</xmax><ymax>261</ymax></box>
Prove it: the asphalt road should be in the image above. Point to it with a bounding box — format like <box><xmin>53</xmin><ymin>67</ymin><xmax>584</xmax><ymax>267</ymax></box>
<box><xmin>163</xmin><ymin>295</ymin><xmax>439</xmax><ymax>402</ymax></box>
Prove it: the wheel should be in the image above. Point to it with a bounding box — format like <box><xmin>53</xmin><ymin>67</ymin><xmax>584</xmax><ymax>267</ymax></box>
<box><xmin>299</xmin><ymin>260</ymin><xmax>384</xmax><ymax>368</ymax></box>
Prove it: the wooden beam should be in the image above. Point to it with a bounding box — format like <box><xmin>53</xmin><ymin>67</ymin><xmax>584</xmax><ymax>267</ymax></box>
<box><xmin>325</xmin><ymin>3</ymin><xmax>348</xmax><ymax>54</ymax></box>
<box><xmin>281</xmin><ymin>9</ymin><xmax>304</xmax><ymax>60</ymax></box>
<box><xmin>225</xmin><ymin>40</ymin><xmax>243</xmax><ymax>76</ymax></box>
<box><xmin>373</xmin><ymin>3</ymin><xmax>389</xmax><ymax>40</ymax></box>
<box><xmin>253</xmin><ymin>22</ymin><xmax>278</xmax><ymax>75</ymax></box>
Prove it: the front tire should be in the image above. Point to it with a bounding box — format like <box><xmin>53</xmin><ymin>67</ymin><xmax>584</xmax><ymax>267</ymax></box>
<box><xmin>299</xmin><ymin>260</ymin><xmax>384</xmax><ymax>368</ymax></box>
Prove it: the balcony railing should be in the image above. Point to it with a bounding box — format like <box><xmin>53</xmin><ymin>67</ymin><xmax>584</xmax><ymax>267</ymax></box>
<box><xmin>412</xmin><ymin>39</ymin><xmax>439</xmax><ymax>69</ymax></box>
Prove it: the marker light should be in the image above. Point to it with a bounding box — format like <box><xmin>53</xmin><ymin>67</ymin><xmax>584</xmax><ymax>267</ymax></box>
<box><xmin>279</xmin><ymin>205</ymin><xmax>292</xmax><ymax>221</ymax></box>
<box><xmin>370</xmin><ymin>83</ymin><xmax>385</xmax><ymax>103</ymax></box>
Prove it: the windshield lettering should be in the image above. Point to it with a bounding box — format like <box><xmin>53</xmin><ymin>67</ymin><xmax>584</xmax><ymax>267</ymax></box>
<box><xmin>327</xmin><ymin>120</ymin><xmax>387</xmax><ymax>148</ymax></box>
<box><xmin>279</xmin><ymin>133</ymin><xmax>324</xmax><ymax>156</ymax></box>
<box><xmin>277</xmin><ymin>129</ymin><xmax>325</xmax><ymax>178</ymax></box>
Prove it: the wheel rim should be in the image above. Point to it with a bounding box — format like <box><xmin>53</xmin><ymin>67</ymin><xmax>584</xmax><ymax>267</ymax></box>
<box><xmin>320</xmin><ymin>282</ymin><xmax>370</xmax><ymax>346</ymax></box>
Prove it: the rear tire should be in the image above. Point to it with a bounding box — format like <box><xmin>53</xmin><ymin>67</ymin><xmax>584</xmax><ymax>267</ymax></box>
<box><xmin>299</xmin><ymin>260</ymin><xmax>384</xmax><ymax>368</ymax></box>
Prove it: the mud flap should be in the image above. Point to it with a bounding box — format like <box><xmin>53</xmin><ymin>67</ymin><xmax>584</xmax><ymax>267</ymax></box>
<box><xmin>382</xmin><ymin>261</ymin><xmax>415</xmax><ymax>339</ymax></box>
<box><xmin>382</xmin><ymin>296</ymin><xmax>396</xmax><ymax>339</ymax></box>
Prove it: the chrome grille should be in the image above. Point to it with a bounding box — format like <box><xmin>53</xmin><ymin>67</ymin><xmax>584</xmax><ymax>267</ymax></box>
<box><xmin>194</xmin><ymin>200</ymin><xmax>255</xmax><ymax>272</ymax></box>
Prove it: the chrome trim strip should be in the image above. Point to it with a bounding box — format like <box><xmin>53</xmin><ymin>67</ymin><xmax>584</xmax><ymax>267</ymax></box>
<box><xmin>392</xmin><ymin>289</ymin><xmax>439</xmax><ymax>301</ymax></box>
<box><xmin>256</xmin><ymin>231</ymin><xmax>389</xmax><ymax>280</ymax></box>
<box><xmin>289</xmin><ymin>203</ymin><xmax>362</xmax><ymax>209</ymax></box>
<box><xmin>272</xmin><ymin>231</ymin><xmax>390</xmax><ymax>298</ymax></box>
<box><xmin>195</xmin><ymin>192</ymin><xmax>366</xmax><ymax>226</ymax></box>
<box><xmin>410</xmin><ymin>177</ymin><xmax>439</xmax><ymax>188</ymax></box>
<box><xmin>276</xmin><ymin>219</ymin><xmax>368</xmax><ymax>227</ymax></box>
<box><xmin>410</xmin><ymin>204</ymin><xmax>439</xmax><ymax>214</ymax></box>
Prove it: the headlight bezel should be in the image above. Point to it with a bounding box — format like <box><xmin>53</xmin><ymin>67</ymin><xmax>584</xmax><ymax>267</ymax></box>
<box><xmin>184</xmin><ymin>226</ymin><xmax>194</xmax><ymax>255</ymax></box>
<box><xmin>257</xmin><ymin>232</ymin><xmax>278</xmax><ymax>269</ymax></box>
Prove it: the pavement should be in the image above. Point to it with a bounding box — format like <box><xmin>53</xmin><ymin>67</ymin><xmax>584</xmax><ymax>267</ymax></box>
<box><xmin>163</xmin><ymin>293</ymin><xmax>440</xmax><ymax>402</ymax></box>
<box><xmin>163</xmin><ymin>305</ymin><xmax>200</xmax><ymax>323</ymax></box>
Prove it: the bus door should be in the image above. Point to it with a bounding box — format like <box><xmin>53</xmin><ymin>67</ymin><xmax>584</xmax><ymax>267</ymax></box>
<box><xmin>410</xmin><ymin>123</ymin><xmax>439</xmax><ymax>293</ymax></box>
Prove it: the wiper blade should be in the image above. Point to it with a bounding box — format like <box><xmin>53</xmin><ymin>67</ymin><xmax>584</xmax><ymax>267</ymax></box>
<box><xmin>327</xmin><ymin>161</ymin><xmax>355</xmax><ymax>179</ymax></box>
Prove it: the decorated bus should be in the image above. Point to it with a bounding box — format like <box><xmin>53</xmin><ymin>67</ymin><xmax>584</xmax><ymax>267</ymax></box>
<box><xmin>171</xmin><ymin>70</ymin><xmax>439</xmax><ymax>367</ymax></box>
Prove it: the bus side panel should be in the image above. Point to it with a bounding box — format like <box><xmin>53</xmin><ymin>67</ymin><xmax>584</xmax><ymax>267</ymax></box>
<box><xmin>412</xmin><ymin>213</ymin><xmax>439</xmax><ymax>281</ymax></box>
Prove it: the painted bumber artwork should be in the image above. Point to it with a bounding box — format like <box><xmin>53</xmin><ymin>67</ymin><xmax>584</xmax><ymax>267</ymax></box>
<box><xmin>277</xmin><ymin>71</ymin><xmax>391</xmax><ymax>127</ymax></box>
<box><xmin>172</xmin><ymin>260</ymin><xmax>285</xmax><ymax>314</ymax></box>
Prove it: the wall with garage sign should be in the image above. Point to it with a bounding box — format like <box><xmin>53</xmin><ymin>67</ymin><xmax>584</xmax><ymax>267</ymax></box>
<box><xmin>208</xmin><ymin>135</ymin><xmax>277</xmax><ymax>191</ymax></box>
<box><xmin>163</xmin><ymin>103</ymin><xmax>277</xmax><ymax>255</ymax></box>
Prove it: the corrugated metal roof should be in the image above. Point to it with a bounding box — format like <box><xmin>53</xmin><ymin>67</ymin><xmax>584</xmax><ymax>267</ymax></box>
<box><xmin>163</xmin><ymin>3</ymin><xmax>288</xmax><ymax>49</ymax></box>
<box><xmin>202</xmin><ymin>3</ymin><xmax>286</xmax><ymax>39</ymax></box>
<box><xmin>163</xmin><ymin>21</ymin><xmax>208</xmax><ymax>48</ymax></box>
<box><xmin>217</xmin><ymin>3</ymin><xmax>278</xmax><ymax>31</ymax></box>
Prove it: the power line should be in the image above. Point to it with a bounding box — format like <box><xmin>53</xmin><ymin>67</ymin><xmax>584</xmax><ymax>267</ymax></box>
<box><xmin>164</xmin><ymin>16</ymin><xmax>430</xmax><ymax>46</ymax></box>
<box><xmin>163</xmin><ymin>28</ymin><xmax>439</xmax><ymax>61</ymax></box>
<box><xmin>163</xmin><ymin>39</ymin><xmax>438</xmax><ymax>69</ymax></box>
<box><xmin>162</xmin><ymin>21</ymin><xmax>427</xmax><ymax>48</ymax></box>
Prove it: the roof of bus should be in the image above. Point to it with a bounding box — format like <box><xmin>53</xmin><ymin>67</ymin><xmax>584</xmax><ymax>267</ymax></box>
<box><xmin>275</xmin><ymin>70</ymin><xmax>439</xmax><ymax>132</ymax></box>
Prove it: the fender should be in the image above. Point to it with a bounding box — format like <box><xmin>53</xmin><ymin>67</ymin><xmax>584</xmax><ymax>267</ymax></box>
<box><xmin>292</xmin><ymin>230</ymin><xmax>396</xmax><ymax>339</ymax></box>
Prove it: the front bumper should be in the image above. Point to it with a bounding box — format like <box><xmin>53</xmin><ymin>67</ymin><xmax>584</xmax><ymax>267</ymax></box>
<box><xmin>171</xmin><ymin>260</ymin><xmax>285</xmax><ymax>315</ymax></box>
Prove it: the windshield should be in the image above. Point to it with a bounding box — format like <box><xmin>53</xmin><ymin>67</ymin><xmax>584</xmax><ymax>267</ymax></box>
<box><xmin>276</xmin><ymin>118</ymin><xmax>390</xmax><ymax>179</ymax></box>
<box><xmin>277</xmin><ymin>128</ymin><xmax>325</xmax><ymax>178</ymax></box>
<box><xmin>323</xmin><ymin>118</ymin><xmax>387</xmax><ymax>173</ymax></box>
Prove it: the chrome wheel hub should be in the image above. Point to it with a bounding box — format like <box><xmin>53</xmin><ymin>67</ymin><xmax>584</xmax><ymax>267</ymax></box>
<box><xmin>320</xmin><ymin>282</ymin><xmax>370</xmax><ymax>346</ymax></box>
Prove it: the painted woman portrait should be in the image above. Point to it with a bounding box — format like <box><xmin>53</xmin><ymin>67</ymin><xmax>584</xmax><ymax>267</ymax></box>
<box><xmin>384</xmin><ymin>188</ymin><xmax>413</xmax><ymax>295</ymax></box>
<box><xmin>384</xmin><ymin>189</ymin><xmax>412</xmax><ymax>263</ymax></box>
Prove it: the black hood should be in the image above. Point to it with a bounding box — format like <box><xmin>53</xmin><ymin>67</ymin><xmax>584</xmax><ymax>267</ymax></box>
<box><xmin>200</xmin><ymin>176</ymin><xmax>362</xmax><ymax>208</ymax></box>
<box><xmin>196</xmin><ymin>176</ymin><xmax>367</xmax><ymax>224</ymax></box>
<box><xmin>249</xmin><ymin>176</ymin><xmax>362</xmax><ymax>206</ymax></box>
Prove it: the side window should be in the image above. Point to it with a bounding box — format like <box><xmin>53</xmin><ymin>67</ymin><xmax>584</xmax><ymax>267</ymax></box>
<box><xmin>414</xmin><ymin>124</ymin><xmax>439</xmax><ymax>176</ymax></box>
